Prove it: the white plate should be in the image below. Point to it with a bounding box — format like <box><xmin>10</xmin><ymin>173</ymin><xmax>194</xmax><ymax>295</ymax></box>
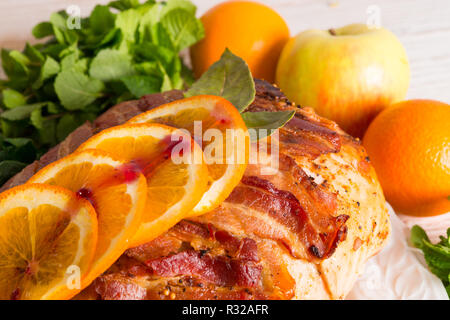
<box><xmin>347</xmin><ymin>203</ymin><xmax>448</xmax><ymax>300</ymax></box>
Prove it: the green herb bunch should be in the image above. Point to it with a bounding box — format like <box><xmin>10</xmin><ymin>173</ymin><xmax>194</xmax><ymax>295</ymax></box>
<box><xmin>0</xmin><ymin>0</ymin><xmax>204</xmax><ymax>185</ymax></box>
<box><xmin>411</xmin><ymin>225</ymin><xmax>450</xmax><ymax>297</ymax></box>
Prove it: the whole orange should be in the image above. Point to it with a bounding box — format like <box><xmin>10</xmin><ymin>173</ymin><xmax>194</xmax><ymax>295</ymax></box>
<box><xmin>363</xmin><ymin>99</ymin><xmax>450</xmax><ymax>216</ymax></box>
<box><xmin>190</xmin><ymin>1</ymin><xmax>289</xmax><ymax>83</ymax></box>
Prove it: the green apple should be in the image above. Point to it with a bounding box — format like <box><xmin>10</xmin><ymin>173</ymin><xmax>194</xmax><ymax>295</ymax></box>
<box><xmin>276</xmin><ymin>23</ymin><xmax>410</xmax><ymax>138</ymax></box>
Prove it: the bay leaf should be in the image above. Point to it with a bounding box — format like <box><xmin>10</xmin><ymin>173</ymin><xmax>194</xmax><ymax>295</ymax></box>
<box><xmin>185</xmin><ymin>48</ymin><xmax>255</xmax><ymax>112</ymax></box>
<box><xmin>241</xmin><ymin>110</ymin><xmax>295</xmax><ymax>140</ymax></box>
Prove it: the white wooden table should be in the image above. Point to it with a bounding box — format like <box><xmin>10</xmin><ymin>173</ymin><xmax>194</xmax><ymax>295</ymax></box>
<box><xmin>1</xmin><ymin>0</ymin><xmax>449</xmax><ymax>102</ymax></box>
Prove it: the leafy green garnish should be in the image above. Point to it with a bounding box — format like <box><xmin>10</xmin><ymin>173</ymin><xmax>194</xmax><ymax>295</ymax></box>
<box><xmin>1</xmin><ymin>103</ymin><xmax>48</xmax><ymax>121</ymax></box>
<box><xmin>241</xmin><ymin>110</ymin><xmax>295</xmax><ymax>140</ymax></box>
<box><xmin>55</xmin><ymin>70</ymin><xmax>105</xmax><ymax>110</ymax></box>
<box><xmin>0</xmin><ymin>135</ymin><xmax>37</xmax><ymax>185</ymax></box>
<box><xmin>89</xmin><ymin>49</ymin><xmax>136</xmax><ymax>82</ymax></box>
<box><xmin>0</xmin><ymin>0</ymin><xmax>204</xmax><ymax>184</ymax></box>
<box><xmin>2</xmin><ymin>89</ymin><xmax>27</xmax><ymax>109</ymax></box>
<box><xmin>187</xmin><ymin>49</ymin><xmax>297</xmax><ymax>139</ymax></box>
<box><xmin>186</xmin><ymin>48</ymin><xmax>255</xmax><ymax>112</ymax></box>
<box><xmin>411</xmin><ymin>225</ymin><xmax>450</xmax><ymax>297</ymax></box>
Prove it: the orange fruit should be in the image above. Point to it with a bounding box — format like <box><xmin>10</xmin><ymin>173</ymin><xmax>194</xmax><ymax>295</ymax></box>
<box><xmin>0</xmin><ymin>184</ymin><xmax>97</xmax><ymax>300</ymax></box>
<box><xmin>28</xmin><ymin>149</ymin><xmax>147</xmax><ymax>287</ymax></box>
<box><xmin>363</xmin><ymin>99</ymin><xmax>450</xmax><ymax>216</ymax></box>
<box><xmin>127</xmin><ymin>95</ymin><xmax>249</xmax><ymax>215</ymax></box>
<box><xmin>190</xmin><ymin>0</ymin><xmax>290</xmax><ymax>82</ymax></box>
<box><xmin>77</xmin><ymin>123</ymin><xmax>209</xmax><ymax>246</ymax></box>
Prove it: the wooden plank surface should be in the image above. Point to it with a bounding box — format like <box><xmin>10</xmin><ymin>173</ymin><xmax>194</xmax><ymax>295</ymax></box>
<box><xmin>1</xmin><ymin>0</ymin><xmax>449</xmax><ymax>101</ymax></box>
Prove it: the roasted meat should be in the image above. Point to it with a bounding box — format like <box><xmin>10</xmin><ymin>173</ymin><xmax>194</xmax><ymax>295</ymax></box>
<box><xmin>1</xmin><ymin>80</ymin><xmax>390</xmax><ymax>300</ymax></box>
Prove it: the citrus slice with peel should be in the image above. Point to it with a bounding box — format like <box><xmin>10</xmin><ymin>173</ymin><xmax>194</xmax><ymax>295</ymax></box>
<box><xmin>127</xmin><ymin>95</ymin><xmax>249</xmax><ymax>215</ymax></box>
<box><xmin>77</xmin><ymin>123</ymin><xmax>209</xmax><ymax>247</ymax></box>
<box><xmin>28</xmin><ymin>149</ymin><xmax>147</xmax><ymax>288</ymax></box>
<box><xmin>0</xmin><ymin>184</ymin><xmax>97</xmax><ymax>300</ymax></box>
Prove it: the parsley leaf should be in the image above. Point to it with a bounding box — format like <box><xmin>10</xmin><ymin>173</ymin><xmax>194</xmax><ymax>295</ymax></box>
<box><xmin>89</xmin><ymin>49</ymin><xmax>135</xmax><ymax>82</ymax></box>
<box><xmin>161</xmin><ymin>8</ymin><xmax>204</xmax><ymax>51</ymax></box>
<box><xmin>54</xmin><ymin>70</ymin><xmax>104</xmax><ymax>110</ymax></box>
<box><xmin>2</xmin><ymin>89</ymin><xmax>27</xmax><ymax>109</ymax></box>
<box><xmin>411</xmin><ymin>225</ymin><xmax>450</xmax><ymax>297</ymax></box>
<box><xmin>122</xmin><ymin>74</ymin><xmax>161</xmax><ymax>98</ymax></box>
<box><xmin>0</xmin><ymin>135</ymin><xmax>37</xmax><ymax>185</ymax></box>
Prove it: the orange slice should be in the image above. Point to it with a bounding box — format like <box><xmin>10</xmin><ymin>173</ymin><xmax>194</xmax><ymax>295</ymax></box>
<box><xmin>127</xmin><ymin>95</ymin><xmax>249</xmax><ymax>215</ymax></box>
<box><xmin>76</xmin><ymin>123</ymin><xmax>209</xmax><ymax>247</ymax></box>
<box><xmin>0</xmin><ymin>184</ymin><xmax>97</xmax><ymax>300</ymax></box>
<box><xmin>28</xmin><ymin>149</ymin><xmax>147</xmax><ymax>288</ymax></box>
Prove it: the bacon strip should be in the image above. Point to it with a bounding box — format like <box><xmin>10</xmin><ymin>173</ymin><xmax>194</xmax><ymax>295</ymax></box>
<box><xmin>145</xmin><ymin>250</ymin><xmax>262</xmax><ymax>288</ymax></box>
<box><xmin>94</xmin><ymin>275</ymin><xmax>147</xmax><ymax>300</ymax></box>
<box><xmin>225</xmin><ymin>176</ymin><xmax>348</xmax><ymax>259</ymax></box>
<box><xmin>282</xmin><ymin>116</ymin><xmax>341</xmax><ymax>158</ymax></box>
<box><xmin>92</xmin><ymin>224</ymin><xmax>271</xmax><ymax>300</ymax></box>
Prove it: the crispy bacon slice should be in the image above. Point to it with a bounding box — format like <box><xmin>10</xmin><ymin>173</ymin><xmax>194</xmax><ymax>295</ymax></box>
<box><xmin>93</xmin><ymin>273</ymin><xmax>268</xmax><ymax>300</ymax></box>
<box><xmin>146</xmin><ymin>250</ymin><xmax>262</xmax><ymax>288</ymax></box>
<box><xmin>138</xmin><ymin>224</ymin><xmax>262</xmax><ymax>289</ymax></box>
<box><xmin>282</xmin><ymin>116</ymin><xmax>341</xmax><ymax>158</ymax></box>
<box><xmin>245</xmin><ymin>80</ymin><xmax>341</xmax><ymax>159</ymax></box>
<box><xmin>194</xmin><ymin>153</ymin><xmax>349</xmax><ymax>260</ymax></box>
<box><xmin>83</xmin><ymin>222</ymin><xmax>290</xmax><ymax>300</ymax></box>
<box><xmin>228</xmin><ymin>176</ymin><xmax>348</xmax><ymax>259</ymax></box>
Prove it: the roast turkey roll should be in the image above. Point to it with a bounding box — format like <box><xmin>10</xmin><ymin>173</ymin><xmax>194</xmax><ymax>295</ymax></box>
<box><xmin>2</xmin><ymin>80</ymin><xmax>390</xmax><ymax>300</ymax></box>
